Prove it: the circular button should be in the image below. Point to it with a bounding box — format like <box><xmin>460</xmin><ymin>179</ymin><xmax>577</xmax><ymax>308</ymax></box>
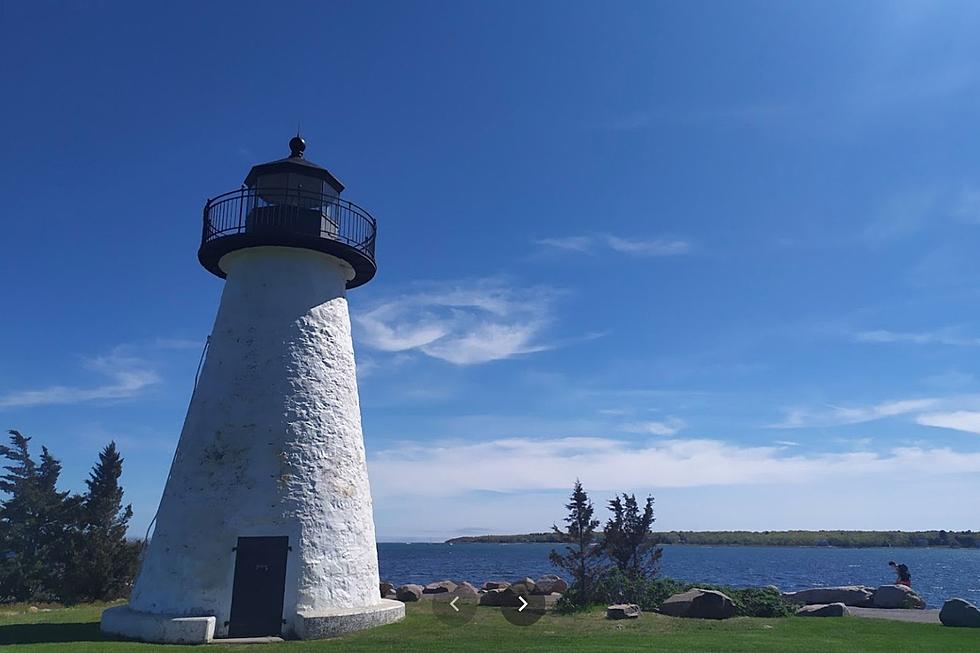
<box><xmin>432</xmin><ymin>588</ymin><xmax>479</xmax><ymax>626</ymax></box>
<box><xmin>501</xmin><ymin>593</ymin><xmax>547</xmax><ymax>626</ymax></box>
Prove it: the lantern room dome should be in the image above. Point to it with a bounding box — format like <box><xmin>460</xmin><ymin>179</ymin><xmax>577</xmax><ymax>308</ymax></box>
<box><xmin>198</xmin><ymin>137</ymin><xmax>377</xmax><ymax>288</ymax></box>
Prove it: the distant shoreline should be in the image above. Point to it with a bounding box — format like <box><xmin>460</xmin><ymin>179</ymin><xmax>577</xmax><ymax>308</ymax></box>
<box><xmin>443</xmin><ymin>530</ymin><xmax>979</xmax><ymax>548</ymax></box>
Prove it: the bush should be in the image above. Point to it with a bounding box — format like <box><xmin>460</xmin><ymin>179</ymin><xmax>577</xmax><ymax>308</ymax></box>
<box><xmin>557</xmin><ymin>571</ymin><xmax>794</xmax><ymax>618</ymax></box>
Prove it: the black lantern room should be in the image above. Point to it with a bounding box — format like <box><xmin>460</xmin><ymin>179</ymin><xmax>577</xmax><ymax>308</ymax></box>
<box><xmin>198</xmin><ymin>137</ymin><xmax>377</xmax><ymax>288</ymax></box>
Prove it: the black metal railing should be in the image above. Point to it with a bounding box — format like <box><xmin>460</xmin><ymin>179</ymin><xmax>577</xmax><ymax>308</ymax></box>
<box><xmin>199</xmin><ymin>187</ymin><xmax>377</xmax><ymax>286</ymax></box>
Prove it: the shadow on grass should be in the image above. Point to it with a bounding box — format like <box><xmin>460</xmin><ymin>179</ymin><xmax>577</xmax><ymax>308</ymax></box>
<box><xmin>0</xmin><ymin>621</ymin><xmax>104</xmax><ymax>645</ymax></box>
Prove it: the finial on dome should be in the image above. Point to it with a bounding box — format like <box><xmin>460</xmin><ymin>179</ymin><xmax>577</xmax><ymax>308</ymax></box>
<box><xmin>288</xmin><ymin>134</ymin><xmax>306</xmax><ymax>158</ymax></box>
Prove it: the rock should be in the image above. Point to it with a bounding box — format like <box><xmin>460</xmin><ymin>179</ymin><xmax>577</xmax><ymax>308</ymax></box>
<box><xmin>542</xmin><ymin>592</ymin><xmax>563</xmax><ymax>611</ymax></box>
<box><xmin>379</xmin><ymin>581</ymin><xmax>396</xmax><ymax>597</ymax></box>
<box><xmin>479</xmin><ymin>588</ymin><xmax>508</xmax><ymax>606</ymax></box>
<box><xmin>27</xmin><ymin>606</ymin><xmax>38</xmax><ymax>613</ymax></box>
<box><xmin>512</xmin><ymin>577</ymin><xmax>537</xmax><ymax>593</ymax></box>
<box><xmin>607</xmin><ymin>604</ymin><xmax>641</xmax><ymax>619</ymax></box>
<box><xmin>940</xmin><ymin>598</ymin><xmax>980</xmax><ymax>627</ymax></box>
<box><xmin>395</xmin><ymin>584</ymin><xmax>423</xmax><ymax>602</ymax></box>
<box><xmin>796</xmin><ymin>603</ymin><xmax>849</xmax><ymax>617</ymax></box>
<box><xmin>661</xmin><ymin>588</ymin><xmax>736</xmax><ymax>620</ymax></box>
<box><xmin>500</xmin><ymin>582</ymin><xmax>533</xmax><ymax>607</ymax></box>
<box><xmin>781</xmin><ymin>586</ymin><xmax>874</xmax><ymax>607</ymax></box>
<box><xmin>534</xmin><ymin>574</ymin><xmax>569</xmax><ymax>595</ymax></box>
<box><xmin>872</xmin><ymin>585</ymin><xmax>926</xmax><ymax>609</ymax></box>
<box><xmin>382</xmin><ymin>591</ymin><xmax>398</xmax><ymax>600</ymax></box>
<box><xmin>483</xmin><ymin>581</ymin><xmax>510</xmax><ymax>590</ymax></box>
<box><xmin>455</xmin><ymin>581</ymin><xmax>479</xmax><ymax>600</ymax></box>
<box><xmin>423</xmin><ymin>580</ymin><xmax>457</xmax><ymax>594</ymax></box>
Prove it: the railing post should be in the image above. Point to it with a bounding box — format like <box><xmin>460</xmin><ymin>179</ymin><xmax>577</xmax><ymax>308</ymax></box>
<box><xmin>202</xmin><ymin>199</ymin><xmax>212</xmax><ymax>241</ymax></box>
<box><xmin>238</xmin><ymin>185</ymin><xmax>245</xmax><ymax>233</ymax></box>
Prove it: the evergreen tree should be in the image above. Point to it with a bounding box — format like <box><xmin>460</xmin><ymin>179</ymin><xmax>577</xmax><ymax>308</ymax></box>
<box><xmin>549</xmin><ymin>480</ymin><xmax>603</xmax><ymax>605</ymax></box>
<box><xmin>0</xmin><ymin>430</ymin><xmax>73</xmax><ymax>602</ymax></box>
<box><xmin>63</xmin><ymin>441</ymin><xmax>140</xmax><ymax>602</ymax></box>
<box><xmin>602</xmin><ymin>493</ymin><xmax>662</xmax><ymax>578</ymax></box>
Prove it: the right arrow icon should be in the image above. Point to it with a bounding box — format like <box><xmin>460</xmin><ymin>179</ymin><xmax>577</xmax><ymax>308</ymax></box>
<box><xmin>517</xmin><ymin>596</ymin><xmax>528</xmax><ymax>612</ymax></box>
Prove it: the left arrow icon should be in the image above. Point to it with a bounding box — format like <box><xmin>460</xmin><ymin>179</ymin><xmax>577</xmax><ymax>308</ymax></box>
<box><xmin>450</xmin><ymin>596</ymin><xmax>460</xmax><ymax>612</ymax></box>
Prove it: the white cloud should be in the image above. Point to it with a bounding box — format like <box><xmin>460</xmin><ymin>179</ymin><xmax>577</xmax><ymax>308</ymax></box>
<box><xmin>0</xmin><ymin>348</ymin><xmax>160</xmax><ymax>409</ymax></box>
<box><xmin>536</xmin><ymin>233</ymin><xmax>691</xmax><ymax>257</ymax></box>
<box><xmin>623</xmin><ymin>418</ymin><xmax>686</xmax><ymax>436</ymax></box>
<box><xmin>368</xmin><ymin>435</ymin><xmax>980</xmax><ymax>499</ymax></box>
<box><xmin>916</xmin><ymin>411</ymin><xmax>980</xmax><ymax>435</ymax></box>
<box><xmin>773</xmin><ymin>398</ymin><xmax>942</xmax><ymax>428</ymax></box>
<box><xmin>353</xmin><ymin>280</ymin><xmax>557</xmax><ymax>365</ymax></box>
<box><xmin>854</xmin><ymin>328</ymin><xmax>980</xmax><ymax>347</ymax></box>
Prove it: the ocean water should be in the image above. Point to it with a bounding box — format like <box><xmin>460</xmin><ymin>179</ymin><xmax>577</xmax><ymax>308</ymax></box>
<box><xmin>377</xmin><ymin>543</ymin><xmax>980</xmax><ymax>608</ymax></box>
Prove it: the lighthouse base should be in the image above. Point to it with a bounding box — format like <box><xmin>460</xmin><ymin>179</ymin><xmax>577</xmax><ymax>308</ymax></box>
<box><xmin>295</xmin><ymin>599</ymin><xmax>405</xmax><ymax>639</ymax></box>
<box><xmin>100</xmin><ymin>605</ymin><xmax>216</xmax><ymax>644</ymax></box>
<box><xmin>100</xmin><ymin>600</ymin><xmax>405</xmax><ymax>644</ymax></box>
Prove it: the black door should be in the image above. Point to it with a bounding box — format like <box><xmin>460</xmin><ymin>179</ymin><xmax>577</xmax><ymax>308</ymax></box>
<box><xmin>227</xmin><ymin>536</ymin><xmax>289</xmax><ymax>638</ymax></box>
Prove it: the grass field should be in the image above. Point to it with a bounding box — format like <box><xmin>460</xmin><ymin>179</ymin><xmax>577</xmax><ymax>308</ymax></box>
<box><xmin>1</xmin><ymin>601</ymin><xmax>976</xmax><ymax>652</ymax></box>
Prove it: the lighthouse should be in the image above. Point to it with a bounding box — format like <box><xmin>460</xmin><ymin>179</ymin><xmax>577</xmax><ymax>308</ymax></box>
<box><xmin>102</xmin><ymin>137</ymin><xmax>403</xmax><ymax>643</ymax></box>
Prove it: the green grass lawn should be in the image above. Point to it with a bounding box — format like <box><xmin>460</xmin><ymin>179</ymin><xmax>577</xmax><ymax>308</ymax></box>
<box><xmin>1</xmin><ymin>602</ymin><xmax>976</xmax><ymax>652</ymax></box>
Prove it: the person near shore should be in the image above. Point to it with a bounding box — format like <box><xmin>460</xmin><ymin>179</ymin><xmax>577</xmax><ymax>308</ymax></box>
<box><xmin>888</xmin><ymin>560</ymin><xmax>912</xmax><ymax>587</ymax></box>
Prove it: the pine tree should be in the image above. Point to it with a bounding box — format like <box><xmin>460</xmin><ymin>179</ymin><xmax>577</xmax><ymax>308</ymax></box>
<box><xmin>549</xmin><ymin>480</ymin><xmax>603</xmax><ymax>605</ymax></box>
<box><xmin>602</xmin><ymin>493</ymin><xmax>662</xmax><ymax>578</ymax></box>
<box><xmin>0</xmin><ymin>430</ymin><xmax>73</xmax><ymax>602</ymax></box>
<box><xmin>63</xmin><ymin>441</ymin><xmax>140</xmax><ymax>602</ymax></box>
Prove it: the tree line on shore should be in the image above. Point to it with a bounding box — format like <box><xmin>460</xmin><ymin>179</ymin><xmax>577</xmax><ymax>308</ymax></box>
<box><xmin>0</xmin><ymin>430</ymin><xmax>140</xmax><ymax>604</ymax></box>
<box><xmin>547</xmin><ymin>480</ymin><xmax>792</xmax><ymax>616</ymax></box>
<box><xmin>448</xmin><ymin>529</ymin><xmax>978</xmax><ymax>548</ymax></box>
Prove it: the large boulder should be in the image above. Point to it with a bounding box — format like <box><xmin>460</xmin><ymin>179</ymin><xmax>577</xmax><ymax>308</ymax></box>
<box><xmin>661</xmin><ymin>588</ymin><xmax>736</xmax><ymax>620</ymax></box>
<box><xmin>482</xmin><ymin>580</ymin><xmax>510</xmax><ymax>590</ymax></box>
<box><xmin>940</xmin><ymin>598</ymin><xmax>980</xmax><ymax>627</ymax></box>
<box><xmin>796</xmin><ymin>603</ymin><xmax>849</xmax><ymax>617</ymax></box>
<box><xmin>500</xmin><ymin>582</ymin><xmax>533</xmax><ymax>608</ymax></box>
<box><xmin>423</xmin><ymin>580</ymin><xmax>457</xmax><ymax>594</ymax></box>
<box><xmin>512</xmin><ymin>577</ymin><xmax>537</xmax><ymax>594</ymax></box>
<box><xmin>396</xmin><ymin>584</ymin><xmax>424</xmax><ymax>602</ymax></box>
<box><xmin>781</xmin><ymin>586</ymin><xmax>874</xmax><ymax>607</ymax></box>
<box><xmin>534</xmin><ymin>575</ymin><xmax>568</xmax><ymax>595</ymax></box>
<box><xmin>479</xmin><ymin>588</ymin><xmax>508</xmax><ymax>606</ymax></box>
<box><xmin>455</xmin><ymin>581</ymin><xmax>480</xmax><ymax>600</ymax></box>
<box><xmin>607</xmin><ymin>604</ymin><xmax>641</xmax><ymax>619</ymax></box>
<box><xmin>379</xmin><ymin>581</ymin><xmax>396</xmax><ymax>598</ymax></box>
<box><xmin>871</xmin><ymin>585</ymin><xmax>926</xmax><ymax>609</ymax></box>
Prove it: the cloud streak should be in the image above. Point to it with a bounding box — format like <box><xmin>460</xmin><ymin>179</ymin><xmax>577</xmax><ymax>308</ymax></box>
<box><xmin>536</xmin><ymin>234</ymin><xmax>691</xmax><ymax>257</ymax></box>
<box><xmin>368</xmin><ymin>436</ymin><xmax>980</xmax><ymax>498</ymax></box>
<box><xmin>353</xmin><ymin>279</ymin><xmax>559</xmax><ymax>365</ymax></box>
<box><xmin>0</xmin><ymin>349</ymin><xmax>160</xmax><ymax>409</ymax></box>
<box><xmin>853</xmin><ymin>328</ymin><xmax>980</xmax><ymax>347</ymax></box>
<box><xmin>916</xmin><ymin>411</ymin><xmax>980</xmax><ymax>435</ymax></box>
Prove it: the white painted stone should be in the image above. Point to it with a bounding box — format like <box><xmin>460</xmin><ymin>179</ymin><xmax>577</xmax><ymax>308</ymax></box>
<box><xmin>114</xmin><ymin>246</ymin><xmax>388</xmax><ymax>640</ymax></box>
<box><xmin>100</xmin><ymin>605</ymin><xmax>216</xmax><ymax>644</ymax></box>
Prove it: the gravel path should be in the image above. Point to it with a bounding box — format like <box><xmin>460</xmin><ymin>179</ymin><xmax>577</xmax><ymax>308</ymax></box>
<box><xmin>848</xmin><ymin>607</ymin><xmax>941</xmax><ymax>624</ymax></box>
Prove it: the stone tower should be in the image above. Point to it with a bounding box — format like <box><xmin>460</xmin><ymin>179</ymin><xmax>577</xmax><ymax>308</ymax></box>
<box><xmin>102</xmin><ymin>136</ymin><xmax>402</xmax><ymax>643</ymax></box>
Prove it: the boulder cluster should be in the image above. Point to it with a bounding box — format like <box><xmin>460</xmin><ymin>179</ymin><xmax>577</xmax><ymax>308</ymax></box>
<box><xmin>781</xmin><ymin>584</ymin><xmax>928</xmax><ymax>618</ymax></box>
<box><xmin>382</xmin><ymin>574</ymin><xmax>568</xmax><ymax>609</ymax></box>
<box><xmin>381</xmin><ymin>578</ymin><xmax>980</xmax><ymax>628</ymax></box>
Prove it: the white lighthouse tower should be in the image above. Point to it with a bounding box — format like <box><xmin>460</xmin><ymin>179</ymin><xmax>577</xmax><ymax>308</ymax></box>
<box><xmin>102</xmin><ymin>136</ymin><xmax>403</xmax><ymax>643</ymax></box>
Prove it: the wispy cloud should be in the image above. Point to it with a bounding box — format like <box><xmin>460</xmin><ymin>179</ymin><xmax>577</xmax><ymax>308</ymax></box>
<box><xmin>916</xmin><ymin>411</ymin><xmax>980</xmax><ymax>435</ymax></box>
<box><xmin>353</xmin><ymin>279</ymin><xmax>559</xmax><ymax>365</ymax></box>
<box><xmin>0</xmin><ymin>348</ymin><xmax>160</xmax><ymax>409</ymax></box>
<box><xmin>536</xmin><ymin>233</ymin><xmax>691</xmax><ymax>257</ymax></box>
<box><xmin>368</xmin><ymin>435</ymin><xmax>980</xmax><ymax>498</ymax></box>
<box><xmin>773</xmin><ymin>398</ymin><xmax>942</xmax><ymax>429</ymax></box>
<box><xmin>854</xmin><ymin>328</ymin><xmax>980</xmax><ymax>347</ymax></box>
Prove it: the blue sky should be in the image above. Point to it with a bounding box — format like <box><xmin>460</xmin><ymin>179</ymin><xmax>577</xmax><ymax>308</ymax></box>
<box><xmin>2</xmin><ymin>1</ymin><xmax>980</xmax><ymax>540</ymax></box>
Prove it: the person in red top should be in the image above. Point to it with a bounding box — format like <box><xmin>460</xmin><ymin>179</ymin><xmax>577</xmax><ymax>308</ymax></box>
<box><xmin>889</xmin><ymin>561</ymin><xmax>912</xmax><ymax>587</ymax></box>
